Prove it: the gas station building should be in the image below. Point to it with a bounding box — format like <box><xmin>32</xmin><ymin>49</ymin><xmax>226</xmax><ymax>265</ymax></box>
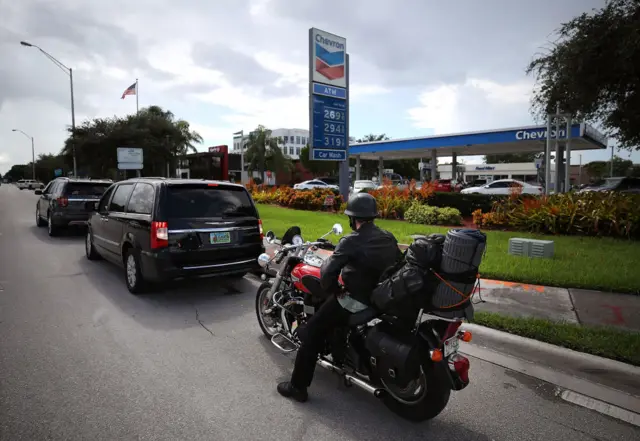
<box><xmin>349</xmin><ymin>123</ymin><xmax>608</xmax><ymax>192</ymax></box>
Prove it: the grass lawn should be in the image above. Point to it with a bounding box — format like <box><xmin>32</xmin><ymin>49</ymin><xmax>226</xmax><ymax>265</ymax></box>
<box><xmin>473</xmin><ymin>312</ymin><xmax>640</xmax><ymax>366</ymax></box>
<box><xmin>257</xmin><ymin>204</ymin><xmax>640</xmax><ymax>293</ymax></box>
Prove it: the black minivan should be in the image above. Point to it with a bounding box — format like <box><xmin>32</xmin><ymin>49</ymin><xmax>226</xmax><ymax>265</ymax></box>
<box><xmin>86</xmin><ymin>178</ymin><xmax>264</xmax><ymax>293</ymax></box>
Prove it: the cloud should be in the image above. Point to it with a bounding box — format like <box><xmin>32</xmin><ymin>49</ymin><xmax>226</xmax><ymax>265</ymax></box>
<box><xmin>0</xmin><ymin>0</ymin><xmax>623</xmax><ymax>174</ymax></box>
<box><xmin>407</xmin><ymin>77</ymin><xmax>534</xmax><ymax>134</ymax></box>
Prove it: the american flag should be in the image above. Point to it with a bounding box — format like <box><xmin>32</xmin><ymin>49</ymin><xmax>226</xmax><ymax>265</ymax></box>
<box><xmin>121</xmin><ymin>82</ymin><xmax>136</xmax><ymax>99</ymax></box>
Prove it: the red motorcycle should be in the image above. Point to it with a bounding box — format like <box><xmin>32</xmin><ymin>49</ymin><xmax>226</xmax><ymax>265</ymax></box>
<box><xmin>255</xmin><ymin>224</ymin><xmax>473</xmax><ymax>422</ymax></box>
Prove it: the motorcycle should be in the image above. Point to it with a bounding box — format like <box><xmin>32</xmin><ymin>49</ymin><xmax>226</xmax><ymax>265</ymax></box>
<box><xmin>255</xmin><ymin>224</ymin><xmax>473</xmax><ymax>422</ymax></box>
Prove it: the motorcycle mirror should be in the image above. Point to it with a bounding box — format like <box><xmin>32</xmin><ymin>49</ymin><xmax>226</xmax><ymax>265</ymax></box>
<box><xmin>332</xmin><ymin>223</ymin><xmax>343</xmax><ymax>235</ymax></box>
<box><xmin>265</xmin><ymin>230</ymin><xmax>276</xmax><ymax>243</ymax></box>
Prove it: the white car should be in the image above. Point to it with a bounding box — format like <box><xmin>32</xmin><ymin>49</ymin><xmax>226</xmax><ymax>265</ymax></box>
<box><xmin>351</xmin><ymin>180</ymin><xmax>377</xmax><ymax>193</ymax></box>
<box><xmin>460</xmin><ymin>179</ymin><xmax>542</xmax><ymax>195</ymax></box>
<box><xmin>293</xmin><ymin>180</ymin><xmax>339</xmax><ymax>191</ymax></box>
<box><xmin>16</xmin><ymin>179</ymin><xmax>43</xmax><ymax>190</ymax></box>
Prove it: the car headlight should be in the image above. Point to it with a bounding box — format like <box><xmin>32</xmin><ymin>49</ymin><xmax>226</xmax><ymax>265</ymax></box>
<box><xmin>257</xmin><ymin>253</ymin><xmax>271</xmax><ymax>268</ymax></box>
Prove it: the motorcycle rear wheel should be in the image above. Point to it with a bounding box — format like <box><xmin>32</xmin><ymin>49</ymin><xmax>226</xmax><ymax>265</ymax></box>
<box><xmin>380</xmin><ymin>361</ymin><xmax>451</xmax><ymax>422</ymax></box>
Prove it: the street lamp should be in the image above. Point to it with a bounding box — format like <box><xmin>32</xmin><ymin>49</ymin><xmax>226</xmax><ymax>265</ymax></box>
<box><xmin>12</xmin><ymin>129</ymin><xmax>36</xmax><ymax>180</ymax></box>
<box><xmin>20</xmin><ymin>40</ymin><xmax>77</xmax><ymax>177</ymax></box>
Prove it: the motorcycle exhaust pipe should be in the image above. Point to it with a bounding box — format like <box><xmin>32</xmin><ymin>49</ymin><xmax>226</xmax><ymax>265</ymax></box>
<box><xmin>317</xmin><ymin>359</ymin><xmax>385</xmax><ymax>398</ymax></box>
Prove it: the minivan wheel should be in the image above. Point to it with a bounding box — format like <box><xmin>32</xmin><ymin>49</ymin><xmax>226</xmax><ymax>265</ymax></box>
<box><xmin>47</xmin><ymin>212</ymin><xmax>59</xmax><ymax>237</ymax></box>
<box><xmin>124</xmin><ymin>248</ymin><xmax>146</xmax><ymax>294</ymax></box>
<box><xmin>85</xmin><ymin>230</ymin><xmax>102</xmax><ymax>260</ymax></box>
<box><xmin>36</xmin><ymin>206</ymin><xmax>46</xmax><ymax>227</ymax></box>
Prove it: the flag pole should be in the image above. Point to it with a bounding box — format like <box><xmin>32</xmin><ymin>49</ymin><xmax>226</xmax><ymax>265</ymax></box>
<box><xmin>136</xmin><ymin>78</ymin><xmax>139</xmax><ymax>114</ymax></box>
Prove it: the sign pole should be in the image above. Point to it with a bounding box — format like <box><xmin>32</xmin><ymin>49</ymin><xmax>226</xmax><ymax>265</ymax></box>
<box><xmin>339</xmin><ymin>53</ymin><xmax>350</xmax><ymax>200</ymax></box>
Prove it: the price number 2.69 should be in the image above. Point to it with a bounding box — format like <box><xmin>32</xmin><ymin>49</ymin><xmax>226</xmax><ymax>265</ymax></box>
<box><xmin>323</xmin><ymin>109</ymin><xmax>345</xmax><ymax>121</ymax></box>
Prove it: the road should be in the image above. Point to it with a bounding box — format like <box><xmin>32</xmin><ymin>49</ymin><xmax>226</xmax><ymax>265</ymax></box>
<box><xmin>0</xmin><ymin>184</ymin><xmax>638</xmax><ymax>441</ymax></box>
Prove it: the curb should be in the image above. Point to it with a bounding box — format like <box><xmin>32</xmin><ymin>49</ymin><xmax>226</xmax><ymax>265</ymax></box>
<box><xmin>461</xmin><ymin>323</ymin><xmax>640</xmax><ymax>426</ymax></box>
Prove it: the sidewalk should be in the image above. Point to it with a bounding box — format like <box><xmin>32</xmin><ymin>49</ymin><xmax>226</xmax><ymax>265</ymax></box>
<box><xmin>474</xmin><ymin>279</ymin><xmax>640</xmax><ymax>333</ymax></box>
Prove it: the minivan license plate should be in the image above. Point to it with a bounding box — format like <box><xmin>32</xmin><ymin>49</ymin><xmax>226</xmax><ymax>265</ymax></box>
<box><xmin>210</xmin><ymin>232</ymin><xmax>231</xmax><ymax>244</ymax></box>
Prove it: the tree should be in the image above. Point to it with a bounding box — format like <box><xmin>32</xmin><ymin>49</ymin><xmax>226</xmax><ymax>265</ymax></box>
<box><xmin>527</xmin><ymin>0</ymin><xmax>640</xmax><ymax>150</ymax></box>
<box><xmin>60</xmin><ymin>105</ymin><xmax>202</xmax><ymax>177</ymax></box>
<box><xmin>356</xmin><ymin>133</ymin><xmax>389</xmax><ymax>143</ymax></box>
<box><xmin>584</xmin><ymin>155</ymin><xmax>635</xmax><ymax>180</ymax></box>
<box><xmin>3</xmin><ymin>164</ymin><xmax>29</xmax><ymax>181</ymax></box>
<box><xmin>243</xmin><ymin>125</ymin><xmax>292</xmax><ymax>182</ymax></box>
<box><xmin>485</xmin><ymin>153</ymin><xmax>538</xmax><ymax>164</ymax></box>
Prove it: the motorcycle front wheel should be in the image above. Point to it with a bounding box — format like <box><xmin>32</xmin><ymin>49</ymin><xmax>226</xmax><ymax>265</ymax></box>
<box><xmin>379</xmin><ymin>360</ymin><xmax>451</xmax><ymax>422</ymax></box>
<box><xmin>256</xmin><ymin>282</ymin><xmax>280</xmax><ymax>338</ymax></box>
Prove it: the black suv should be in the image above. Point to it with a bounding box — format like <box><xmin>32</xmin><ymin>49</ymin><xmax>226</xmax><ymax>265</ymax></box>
<box><xmin>85</xmin><ymin>178</ymin><xmax>265</xmax><ymax>293</ymax></box>
<box><xmin>36</xmin><ymin>178</ymin><xmax>113</xmax><ymax>236</ymax></box>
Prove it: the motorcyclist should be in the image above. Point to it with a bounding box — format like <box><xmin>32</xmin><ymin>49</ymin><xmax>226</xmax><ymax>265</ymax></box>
<box><xmin>277</xmin><ymin>192</ymin><xmax>402</xmax><ymax>402</ymax></box>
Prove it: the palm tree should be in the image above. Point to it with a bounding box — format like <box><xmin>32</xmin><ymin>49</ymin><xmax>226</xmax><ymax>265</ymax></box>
<box><xmin>244</xmin><ymin>125</ymin><xmax>292</xmax><ymax>182</ymax></box>
<box><xmin>356</xmin><ymin>133</ymin><xmax>389</xmax><ymax>143</ymax></box>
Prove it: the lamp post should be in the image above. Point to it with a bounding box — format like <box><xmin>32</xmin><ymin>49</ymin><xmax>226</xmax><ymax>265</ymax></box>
<box><xmin>20</xmin><ymin>40</ymin><xmax>77</xmax><ymax>177</ymax></box>
<box><xmin>12</xmin><ymin>129</ymin><xmax>36</xmax><ymax>180</ymax></box>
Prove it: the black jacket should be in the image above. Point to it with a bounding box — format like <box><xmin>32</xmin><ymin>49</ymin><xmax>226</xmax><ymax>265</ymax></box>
<box><xmin>320</xmin><ymin>222</ymin><xmax>402</xmax><ymax>306</ymax></box>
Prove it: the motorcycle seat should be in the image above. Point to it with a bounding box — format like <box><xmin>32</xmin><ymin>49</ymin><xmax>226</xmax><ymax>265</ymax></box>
<box><xmin>347</xmin><ymin>307</ymin><xmax>379</xmax><ymax>327</ymax></box>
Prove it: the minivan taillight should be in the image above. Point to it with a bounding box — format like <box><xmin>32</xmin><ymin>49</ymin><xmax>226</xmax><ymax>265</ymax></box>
<box><xmin>57</xmin><ymin>197</ymin><xmax>68</xmax><ymax>207</ymax></box>
<box><xmin>151</xmin><ymin>221</ymin><xmax>169</xmax><ymax>249</ymax></box>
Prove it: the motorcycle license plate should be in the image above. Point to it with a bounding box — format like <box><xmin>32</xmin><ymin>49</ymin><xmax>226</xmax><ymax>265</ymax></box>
<box><xmin>444</xmin><ymin>336</ymin><xmax>460</xmax><ymax>358</ymax></box>
<box><xmin>209</xmin><ymin>232</ymin><xmax>231</xmax><ymax>244</ymax></box>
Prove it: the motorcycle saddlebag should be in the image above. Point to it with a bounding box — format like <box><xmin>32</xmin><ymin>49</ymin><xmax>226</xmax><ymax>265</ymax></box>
<box><xmin>365</xmin><ymin>325</ymin><xmax>421</xmax><ymax>388</ymax></box>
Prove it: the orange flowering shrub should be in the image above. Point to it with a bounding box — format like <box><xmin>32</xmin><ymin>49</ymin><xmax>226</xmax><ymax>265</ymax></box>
<box><xmin>473</xmin><ymin>191</ymin><xmax>640</xmax><ymax>238</ymax></box>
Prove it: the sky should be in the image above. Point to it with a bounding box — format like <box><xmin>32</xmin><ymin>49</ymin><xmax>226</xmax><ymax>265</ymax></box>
<box><xmin>1</xmin><ymin>0</ymin><xmax>638</xmax><ymax>175</ymax></box>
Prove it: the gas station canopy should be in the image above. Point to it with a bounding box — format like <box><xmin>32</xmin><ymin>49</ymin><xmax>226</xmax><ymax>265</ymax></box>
<box><xmin>349</xmin><ymin>123</ymin><xmax>607</xmax><ymax>160</ymax></box>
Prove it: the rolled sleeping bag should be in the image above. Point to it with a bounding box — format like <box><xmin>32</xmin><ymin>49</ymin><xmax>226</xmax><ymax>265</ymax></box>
<box><xmin>430</xmin><ymin>229</ymin><xmax>487</xmax><ymax>311</ymax></box>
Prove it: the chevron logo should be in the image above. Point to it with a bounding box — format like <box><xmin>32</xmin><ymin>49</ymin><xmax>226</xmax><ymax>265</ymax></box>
<box><xmin>315</xmin><ymin>42</ymin><xmax>345</xmax><ymax>81</ymax></box>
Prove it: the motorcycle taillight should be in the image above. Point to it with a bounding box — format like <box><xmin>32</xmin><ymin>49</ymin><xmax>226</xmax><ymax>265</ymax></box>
<box><xmin>448</xmin><ymin>354</ymin><xmax>470</xmax><ymax>383</ymax></box>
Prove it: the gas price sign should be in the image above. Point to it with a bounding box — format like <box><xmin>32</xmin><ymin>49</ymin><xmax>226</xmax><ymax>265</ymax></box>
<box><xmin>311</xmin><ymin>94</ymin><xmax>347</xmax><ymax>160</ymax></box>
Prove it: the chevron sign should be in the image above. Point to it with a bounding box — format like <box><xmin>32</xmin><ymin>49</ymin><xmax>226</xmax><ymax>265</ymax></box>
<box><xmin>311</xmin><ymin>28</ymin><xmax>347</xmax><ymax>88</ymax></box>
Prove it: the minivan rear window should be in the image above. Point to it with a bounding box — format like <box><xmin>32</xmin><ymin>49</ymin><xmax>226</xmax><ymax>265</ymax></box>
<box><xmin>64</xmin><ymin>182</ymin><xmax>111</xmax><ymax>197</ymax></box>
<box><xmin>166</xmin><ymin>185</ymin><xmax>258</xmax><ymax>218</ymax></box>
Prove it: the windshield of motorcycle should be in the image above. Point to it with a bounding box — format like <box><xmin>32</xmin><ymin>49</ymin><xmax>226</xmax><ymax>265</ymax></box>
<box><xmin>281</xmin><ymin>226</ymin><xmax>302</xmax><ymax>245</ymax></box>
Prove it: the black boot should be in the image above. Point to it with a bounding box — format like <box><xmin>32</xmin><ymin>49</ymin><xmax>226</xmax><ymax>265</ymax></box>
<box><xmin>277</xmin><ymin>381</ymin><xmax>308</xmax><ymax>402</ymax></box>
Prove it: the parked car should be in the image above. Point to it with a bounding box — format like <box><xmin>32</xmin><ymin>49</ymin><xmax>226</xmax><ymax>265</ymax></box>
<box><xmin>85</xmin><ymin>178</ymin><xmax>264</xmax><ymax>293</ymax></box>
<box><xmin>434</xmin><ymin>179</ymin><xmax>463</xmax><ymax>192</ymax></box>
<box><xmin>17</xmin><ymin>179</ymin><xmax>43</xmax><ymax>190</ymax></box>
<box><xmin>578</xmin><ymin>177</ymin><xmax>640</xmax><ymax>194</ymax></box>
<box><xmin>35</xmin><ymin>178</ymin><xmax>113</xmax><ymax>236</ymax></box>
<box><xmin>461</xmin><ymin>179</ymin><xmax>543</xmax><ymax>195</ymax></box>
<box><xmin>293</xmin><ymin>179</ymin><xmax>339</xmax><ymax>191</ymax></box>
<box><xmin>351</xmin><ymin>180</ymin><xmax>377</xmax><ymax>193</ymax></box>
<box><xmin>318</xmin><ymin>177</ymin><xmax>339</xmax><ymax>187</ymax></box>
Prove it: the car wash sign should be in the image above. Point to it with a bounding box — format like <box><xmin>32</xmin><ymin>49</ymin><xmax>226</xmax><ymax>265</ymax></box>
<box><xmin>309</xmin><ymin>28</ymin><xmax>348</xmax><ymax>161</ymax></box>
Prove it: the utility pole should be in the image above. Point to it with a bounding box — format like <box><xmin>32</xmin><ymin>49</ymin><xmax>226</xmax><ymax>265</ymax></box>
<box><xmin>578</xmin><ymin>154</ymin><xmax>582</xmax><ymax>187</ymax></box>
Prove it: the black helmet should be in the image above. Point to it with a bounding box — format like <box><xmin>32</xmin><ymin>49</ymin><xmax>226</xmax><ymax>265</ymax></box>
<box><xmin>344</xmin><ymin>193</ymin><xmax>378</xmax><ymax>219</ymax></box>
